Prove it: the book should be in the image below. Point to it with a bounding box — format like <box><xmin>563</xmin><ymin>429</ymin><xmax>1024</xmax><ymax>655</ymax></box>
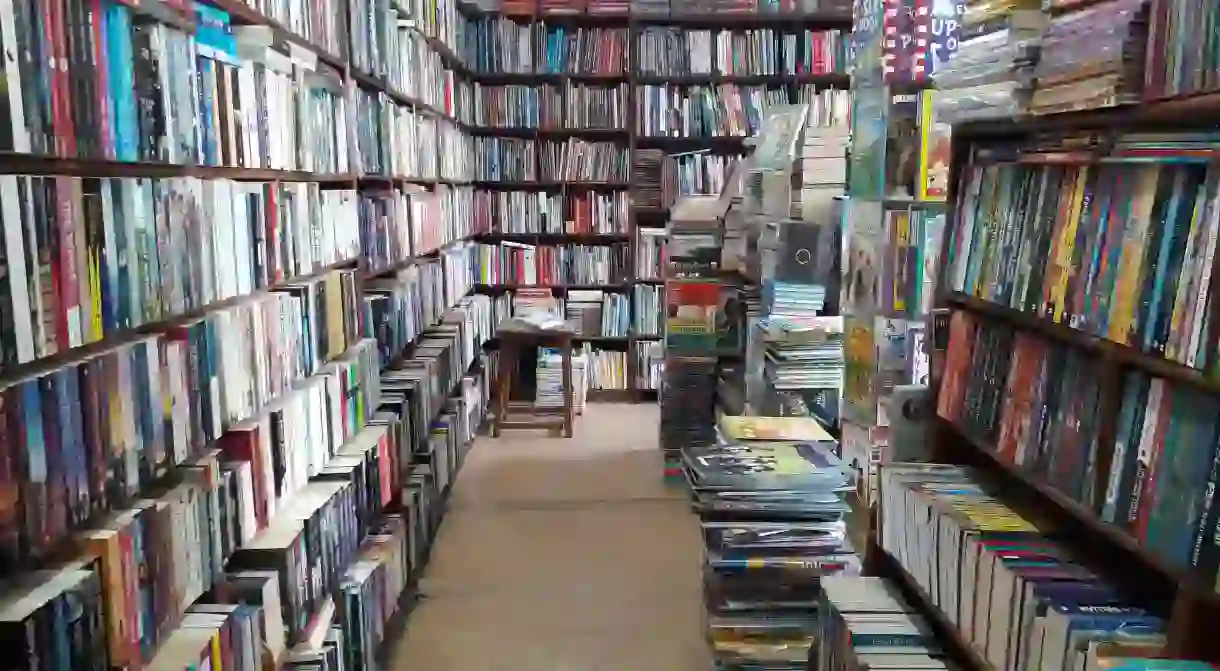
<box><xmin>946</xmin><ymin>135</ymin><xmax>1220</xmax><ymax>370</ymax></box>
<box><xmin>877</xmin><ymin>463</ymin><xmax>1173</xmax><ymax>671</ymax></box>
<box><xmin>636</xmin><ymin>26</ymin><xmax>850</xmax><ymax>77</ymax></box>
<box><xmin>474</xmin><ymin>242</ymin><xmax>630</xmax><ymax>285</ymax></box>
<box><xmin>635</xmin><ymin>84</ymin><xmax>795</xmax><ymax>137</ymax></box>
<box><xmin>538</xmin><ymin>25</ymin><xmax>629</xmax><ymax>74</ymax></box>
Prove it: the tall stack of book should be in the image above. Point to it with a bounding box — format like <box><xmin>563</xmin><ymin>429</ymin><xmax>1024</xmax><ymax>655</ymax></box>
<box><xmin>657</xmin><ymin>196</ymin><xmax>727</xmax><ymax>473</ymax></box>
<box><xmin>688</xmin><ymin>416</ymin><xmax>860</xmax><ymax>669</ymax></box>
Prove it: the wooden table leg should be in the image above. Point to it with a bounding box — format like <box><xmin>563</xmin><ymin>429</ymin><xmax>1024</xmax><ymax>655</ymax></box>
<box><xmin>494</xmin><ymin>341</ymin><xmax>514</xmax><ymax>438</ymax></box>
<box><xmin>561</xmin><ymin>341</ymin><xmax>574</xmax><ymax>438</ymax></box>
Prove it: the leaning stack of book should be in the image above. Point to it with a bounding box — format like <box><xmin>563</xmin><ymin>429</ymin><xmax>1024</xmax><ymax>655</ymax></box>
<box><xmin>689</xmin><ymin>416</ymin><xmax>859</xmax><ymax>671</ymax></box>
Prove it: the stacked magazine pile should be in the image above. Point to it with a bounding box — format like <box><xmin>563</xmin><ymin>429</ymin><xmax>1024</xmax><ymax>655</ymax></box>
<box><xmin>535</xmin><ymin>347</ymin><xmax>588</xmax><ymax>413</ymax></box>
<box><xmin>760</xmin><ymin>316</ymin><xmax>844</xmax><ymax>427</ymax></box>
<box><xmin>932</xmin><ymin>5</ymin><xmax>1045</xmax><ymax>122</ymax></box>
<box><xmin>685</xmin><ymin>415</ymin><xmax>860</xmax><ymax>671</ymax></box>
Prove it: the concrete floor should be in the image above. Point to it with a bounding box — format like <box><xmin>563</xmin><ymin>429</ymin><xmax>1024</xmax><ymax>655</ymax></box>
<box><xmin>386</xmin><ymin>403</ymin><xmax>712</xmax><ymax>670</ymax></box>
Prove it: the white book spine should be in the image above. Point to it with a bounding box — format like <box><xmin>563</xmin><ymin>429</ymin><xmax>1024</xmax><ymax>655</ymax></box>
<box><xmin>0</xmin><ymin>176</ymin><xmax>34</xmax><ymax>362</ymax></box>
<box><xmin>0</xmin><ymin>0</ymin><xmax>29</xmax><ymax>153</ymax></box>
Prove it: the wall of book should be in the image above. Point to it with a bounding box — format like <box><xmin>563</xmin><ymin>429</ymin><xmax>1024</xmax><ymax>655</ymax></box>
<box><xmin>0</xmin><ymin>0</ymin><xmax>508</xmax><ymax>666</ymax></box>
<box><xmin>443</xmin><ymin>0</ymin><xmax>855</xmax><ymax>404</ymax></box>
<box><xmin>870</xmin><ymin>0</ymin><xmax>1220</xmax><ymax>664</ymax></box>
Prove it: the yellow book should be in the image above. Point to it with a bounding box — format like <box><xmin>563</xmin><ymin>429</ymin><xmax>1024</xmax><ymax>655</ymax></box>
<box><xmin>1107</xmin><ymin>166</ymin><xmax>1160</xmax><ymax>342</ymax></box>
<box><xmin>1166</xmin><ymin>187</ymin><xmax>1208</xmax><ymax>360</ymax></box>
<box><xmin>917</xmin><ymin>90</ymin><xmax>951</xmax><ymax>202</ymax></box>
<box><xmin>718</xmin><ymin>416</ymin><xmax>835</xmax><ymax>442</ymax></box>
<box><xmin>1052</xmin><ymin>167</ymin><xmax>1089</xmax><ymax>324</ymax></box>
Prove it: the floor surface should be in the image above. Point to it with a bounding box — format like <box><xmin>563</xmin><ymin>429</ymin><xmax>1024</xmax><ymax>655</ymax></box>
<box><xmin>386</xmin><ymin>403</ymin><xmax>712</xmax><ymax>670</ymax></box>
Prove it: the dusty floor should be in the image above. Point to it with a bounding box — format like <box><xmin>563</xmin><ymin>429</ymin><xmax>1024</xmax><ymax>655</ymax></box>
<box><xmin>386</xmin><ymin>403</ymin><xmax>712</xmax><ymax>670</ymax></box>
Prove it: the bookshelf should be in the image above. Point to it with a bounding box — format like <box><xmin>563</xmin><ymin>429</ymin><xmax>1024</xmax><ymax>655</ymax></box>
<box><xmin>0</xmin><ymin>0</ymin><xmax>493</xmax><ymax>668</ymax></box>
<box><xmin>865</xmin><ymin>0</ymin><xmax>1220</xmax><ymax>666</ymax></box>
<box><xmin>448</xmin><ymin>1</ymin><xmax>850</xmax><ymax>401</ymax></box>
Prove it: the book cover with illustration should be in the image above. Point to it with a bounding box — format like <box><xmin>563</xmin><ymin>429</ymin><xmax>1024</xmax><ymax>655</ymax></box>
<box><xmin>850</xmin><ymin>86</ymin><xmax>888</xmax><ymax>200</ymax></box>
<box><xmin>918</xmin><ymin>90</ymin><xmax>952</xmax><ymax>201</ymax></box>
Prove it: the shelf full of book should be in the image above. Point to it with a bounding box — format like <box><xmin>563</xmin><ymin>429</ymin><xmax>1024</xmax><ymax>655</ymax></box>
<box><xmin>0</xmin><ymin>0</ymin><xmax>498</xmax><ymax>667</ymax></box>
<box><xmin>907</xmin><ymin>0</ymin><xmax>1220</xmax><ymax>663</ymax></box>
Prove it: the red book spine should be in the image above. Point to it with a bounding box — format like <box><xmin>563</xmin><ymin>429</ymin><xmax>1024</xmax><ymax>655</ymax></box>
<box><xmin>120</xmin><ymin>524</ymin><xmax>141</xmax><ymax>666</ymax></box>
<box><xmin>378</xmin><ymin>432</ymin><xmax>393</xmax><ymax>506</ymax></box>
<box><xmin>56</xmin><ymin>177</ymin><xmax>81</xmax><ymax>348</ymax></box>
<box><xmin>266</xmin><ymin>185</ymin><xmax>281</xmax><ymax>284</ymax></box>
<box><xmin>52</xmin><ymin>0</ymin><xmax>76</xmax><ymax>156</ymax></box>
<box><xmin>1135</xmin><ymin>387</ymin><xmax>1173</xmax><ymax>541</ymax></box>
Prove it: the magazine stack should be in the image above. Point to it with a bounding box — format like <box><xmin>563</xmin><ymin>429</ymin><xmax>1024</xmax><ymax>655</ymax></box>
<box><xmin>685</xmin><ymin>415</ymin><xmax>860</xmax><ymax>670</ymax></box>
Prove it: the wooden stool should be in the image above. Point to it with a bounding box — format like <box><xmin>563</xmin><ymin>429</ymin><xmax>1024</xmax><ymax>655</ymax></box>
<box><xmin>492</xmin><ymin>320</ymin><xmax>575</xmax><ymax>438</ymax></box>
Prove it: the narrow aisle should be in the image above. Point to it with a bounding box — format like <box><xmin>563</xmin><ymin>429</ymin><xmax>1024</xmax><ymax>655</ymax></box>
<box><xmin>387</xmin><ymin>404</ymin><xmax>712</xmax><ymax>669</ymax></box>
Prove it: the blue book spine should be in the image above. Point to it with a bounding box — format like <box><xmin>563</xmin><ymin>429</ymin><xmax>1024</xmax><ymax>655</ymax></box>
<box><xmin>1143</xmin><ymin>172</ymin><xmax>1185</xmax><ymax>349</ymax></box>
<box><xmin>64</xmin><ymin>369</ymin><xmax>87</xmax><ymax>526</ymax></box>
<box><xmin>104</xmin><ymin>3</ymin><xmax>135</xmax><ymax>162</ymax></box>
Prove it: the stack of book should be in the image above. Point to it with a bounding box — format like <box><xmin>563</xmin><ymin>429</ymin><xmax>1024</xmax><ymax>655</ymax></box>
<box><xmin>688</xmin><ymin>416</ymin><xmax>859</xmax><ymax>670</ymax></box>
<box><xmin>1031</xmin><ymin>0</ymin><xmax>1149</xmax><ymax>115</ymax></box>
<box><xmin>813</xmin><ymin>576</ymin><xmax>948</xmax><ymax>671</ymax></box>
<box><xmin>660</xmin><ymin>197</ymin><xmax>727</xmax><ymax>472</ymax></box>
<box><xmin>760</xmin><ymin>316</ymin><xmax>845</xmax><ymax>393</ymax></box>
<box><xmin>535</xmin><ymin>348</ymin><xmax>590</xmax><ymax>411</ymax></box>
<box><xmin>929</xmin><ymin>2</ymin><xmax>1044</xmax><ymax>122</ymax></box>
<box><xmin>633</xmin><ymin>149</ymin><xmax>679</xmax><ymax>211</ymax></box>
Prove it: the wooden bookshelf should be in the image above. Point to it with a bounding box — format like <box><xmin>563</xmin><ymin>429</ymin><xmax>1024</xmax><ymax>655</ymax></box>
<box><xmin>929</xmin><ymin>71</ymin><xmax>1220</xmax><ymax>662</ymax></box>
